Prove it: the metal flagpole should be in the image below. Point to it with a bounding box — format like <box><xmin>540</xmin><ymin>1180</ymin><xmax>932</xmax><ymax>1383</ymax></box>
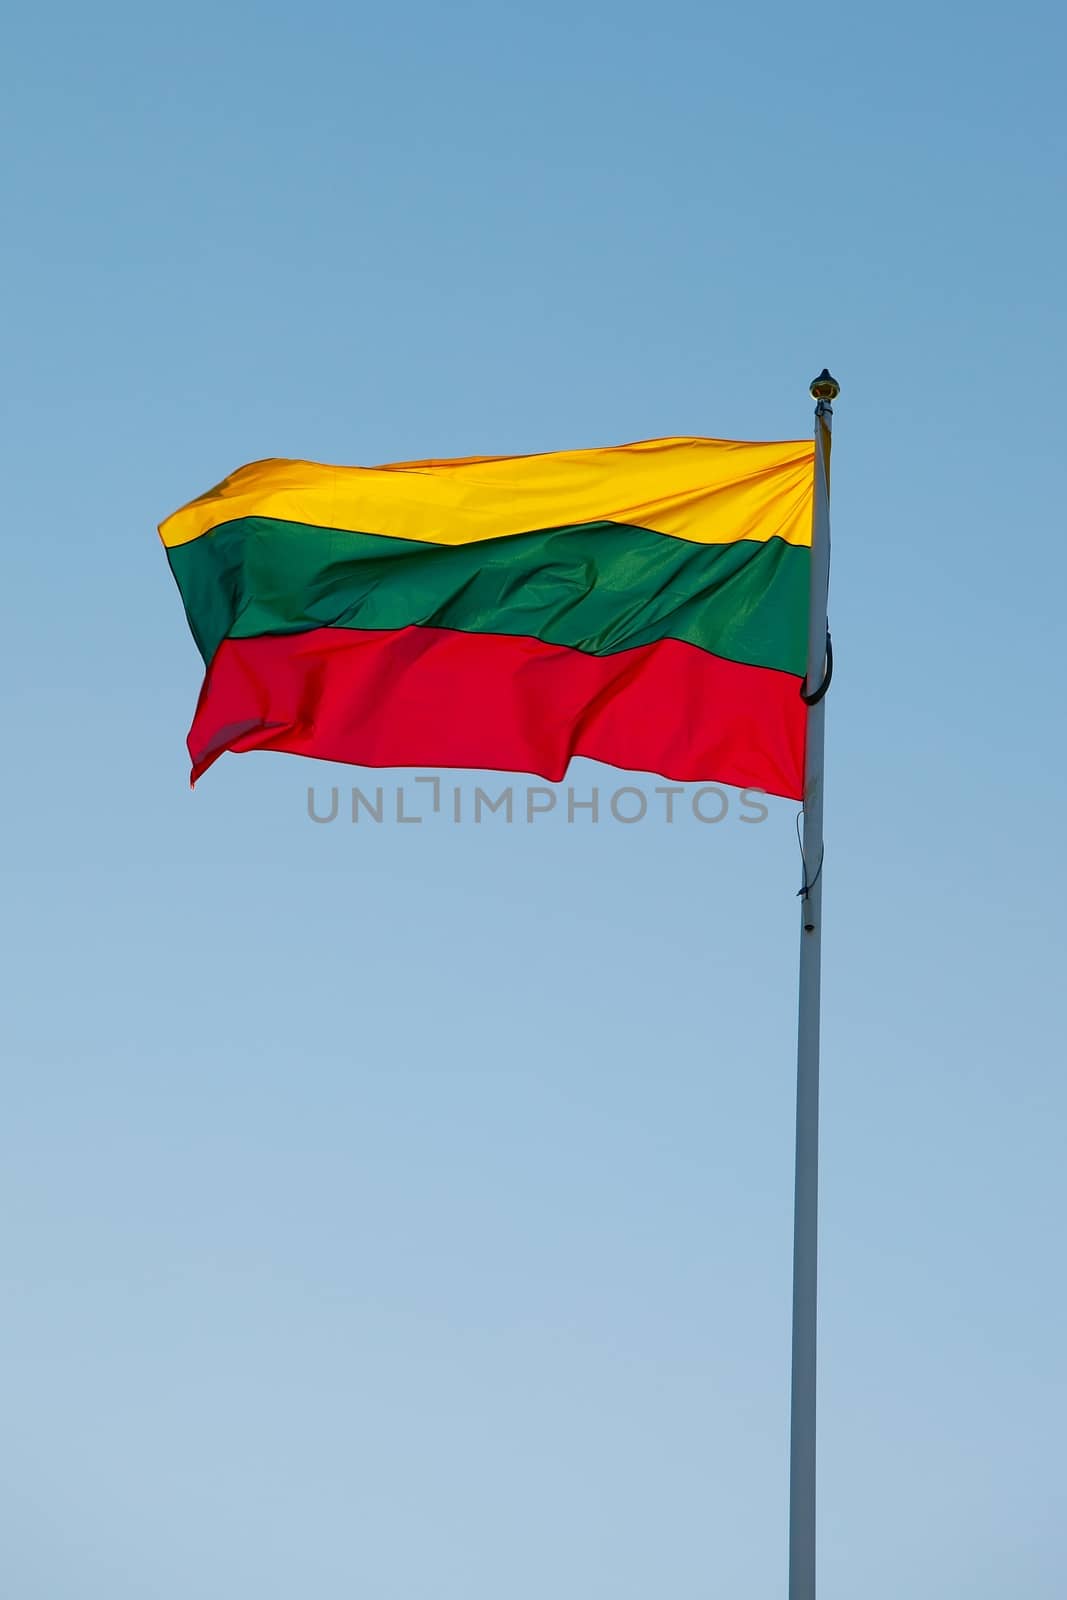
<box><xmin>788</xmin><ymin>368</ymin><xmax>839</xmax><ymax>1600</ymax></box>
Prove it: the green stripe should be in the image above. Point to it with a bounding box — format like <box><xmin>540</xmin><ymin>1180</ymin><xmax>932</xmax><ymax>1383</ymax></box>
<box><xmin>168</xmin><ymin>515</ymin><xmax>809</xmax><ymax>677</ymax></box>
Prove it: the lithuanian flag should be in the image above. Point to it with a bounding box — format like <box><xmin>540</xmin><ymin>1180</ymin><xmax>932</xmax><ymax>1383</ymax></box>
<box><xmin>160</xmin><ymin>436</ymin><xmax>815</xmax><ymax>797</ymax></box>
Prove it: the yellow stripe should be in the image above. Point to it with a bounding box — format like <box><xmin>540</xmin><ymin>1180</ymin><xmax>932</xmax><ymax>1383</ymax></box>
<box><xmin>159</xmin><ymin>435</ymin><xmax>816</xmax><ymax>551</ymax></box>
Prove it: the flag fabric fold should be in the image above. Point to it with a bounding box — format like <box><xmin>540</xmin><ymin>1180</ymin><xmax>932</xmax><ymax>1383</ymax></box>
<box><xmin>160</xmin><ymin>436</ymin><xmax>815</xmax><ymax>797</ymax></box>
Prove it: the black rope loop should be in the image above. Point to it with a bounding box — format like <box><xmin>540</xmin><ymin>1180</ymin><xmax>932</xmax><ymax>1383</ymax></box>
<box><xmin>794</xmin><ymin>810</ymin><xmax>825</xmax><ymax>900</ymax></box>
<box><xmin>800</xmin><ymin>629</ymin><xmax>833</xmax><ymax>706</ymax></box>
<box><xmin>797</xmin><ymin>844</ymin><xmax>825</xmax><ymax>900</ymax></box>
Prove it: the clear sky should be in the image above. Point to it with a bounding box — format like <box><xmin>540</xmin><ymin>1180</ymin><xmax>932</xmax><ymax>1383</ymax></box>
<box><xmin>3</xmin><ymin>2</ymin><xmax>1065</xmax><ymax>1595</ymax></box>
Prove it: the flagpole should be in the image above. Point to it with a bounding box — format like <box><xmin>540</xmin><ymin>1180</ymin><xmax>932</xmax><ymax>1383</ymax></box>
<box><xmin>789</xmin><ymin>368</ymin><xmax>838</xmax><ymax>1600</ymax></box>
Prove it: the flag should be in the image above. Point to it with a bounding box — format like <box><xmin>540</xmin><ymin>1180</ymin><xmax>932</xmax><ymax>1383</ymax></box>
<box><xmin>160</xmin><ymin>436</ymin><xmax>815</xmax><ymax>796</ymax></box>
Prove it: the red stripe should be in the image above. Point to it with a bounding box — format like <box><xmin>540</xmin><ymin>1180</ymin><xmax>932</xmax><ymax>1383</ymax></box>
<box><xmin>187</xmin><ymin>626</ymin><xmax>806</xmax><ymax>798</ymax></box>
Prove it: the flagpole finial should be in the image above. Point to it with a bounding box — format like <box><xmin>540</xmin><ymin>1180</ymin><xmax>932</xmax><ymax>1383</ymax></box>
<box><xmin>810</xmin><ymin>368</ymin><xmax>840</xmax><ymax>402</ymax></box>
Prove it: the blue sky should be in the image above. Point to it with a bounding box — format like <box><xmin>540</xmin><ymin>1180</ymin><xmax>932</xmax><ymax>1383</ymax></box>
<box><xmin>2</xmin><ymin>2</ymin><xmax>1065</xmax><ymax>1595</ymax></box>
